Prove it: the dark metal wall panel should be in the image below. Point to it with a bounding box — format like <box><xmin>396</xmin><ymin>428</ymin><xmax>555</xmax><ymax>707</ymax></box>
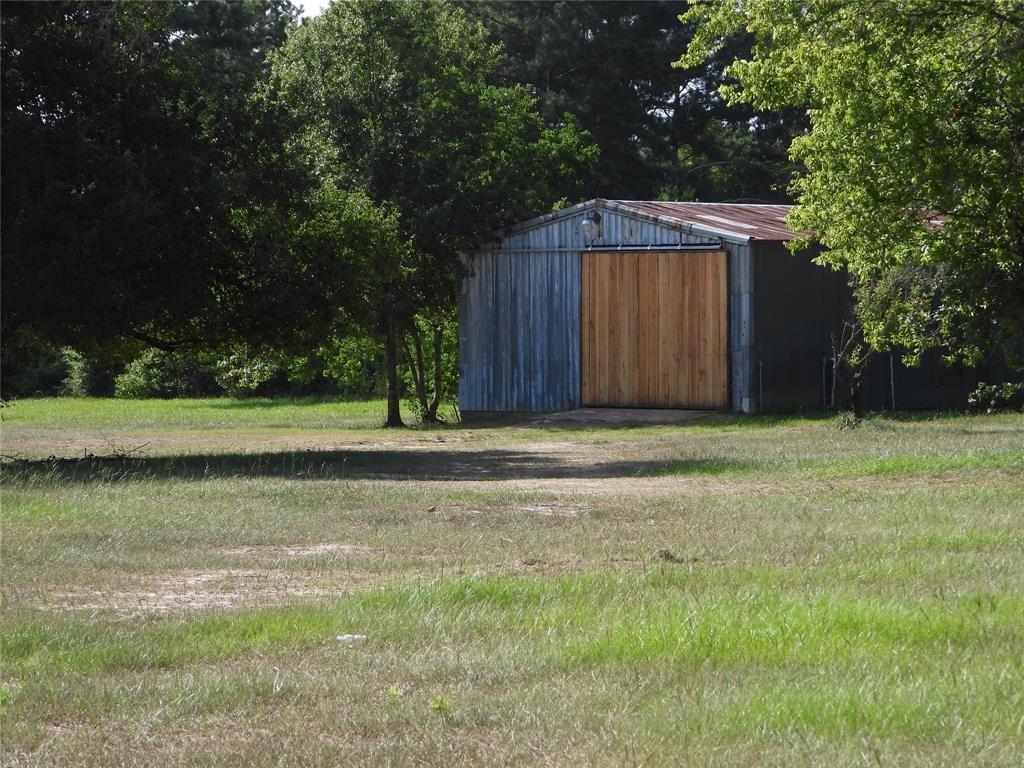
<box><xmin>743</xmin><ymin>242</ymin><xmax>1012</xmax><ymax>412</ymax></box>
<box><xmin>751</xmin><ymin>242</ymin><xmax>850</xmax><ymax>411</ymax></box>
<box><xmin>860</xmin><ymin>350</ymin><xmax>1015</xmax><ymax>411</ymax></box>
<box><xmin>459</xmin><ymin>249</ymin><xmax>581</xmax><ymax>413</ymax></box>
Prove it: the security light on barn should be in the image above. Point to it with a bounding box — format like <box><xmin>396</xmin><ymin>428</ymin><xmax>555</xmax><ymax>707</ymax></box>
<box><xmin>581</xmin><ymin>210</ymin><xmax>602</xmax><ymax>243</ymax></box>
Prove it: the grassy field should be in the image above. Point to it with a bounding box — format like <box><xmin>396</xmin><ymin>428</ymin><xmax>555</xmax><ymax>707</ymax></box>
<box><xmin>2</xmin><ymin>398</ymin><xmax>1023</xmax><ymax>766</ymax></box>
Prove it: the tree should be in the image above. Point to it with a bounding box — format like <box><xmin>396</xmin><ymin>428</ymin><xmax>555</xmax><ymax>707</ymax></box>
<box><xmin>1</xmin><ymin>0</ymin><xmax>378</xmax><ymax>383</ymax></box>
<box><xmin>461</xmin><ymin>0</ymin><xmax>806</xmax><ymax>202</ymax></box>
<box><xmin>269</xmin><ymin>0</ymin><xmax>596</xmax><ymax>425</ymax></box>
<box><xmin>679</xmin><ymin>0</ymin><xmax>1024</xmax><ymax>368</ymax></box>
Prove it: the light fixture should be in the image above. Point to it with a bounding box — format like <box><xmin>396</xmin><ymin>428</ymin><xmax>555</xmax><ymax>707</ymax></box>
<box><xmin>581</xmin><ymin>210</ymin><xmax>602</xmax><ymax>245</ymax></box>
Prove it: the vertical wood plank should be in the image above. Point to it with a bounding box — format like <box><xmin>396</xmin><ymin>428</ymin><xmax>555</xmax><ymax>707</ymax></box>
<box><xmin>621</xmin><ymin>253</ymin><xmax>636</xmax><ymax>404</ymax></box>
<box><xmin>716</xmin><ymin>250</ymin><xmax>729</xmax><ymax>407</ymax></box>
<box><xmin>581</xmin><ymin>253</ymin><xmax>592</xmax><ymax>404</ymax></box>
<box><xmin>708</xmin><ymin>252</ymin><xmax>717</xmax><ymax>406</ymax></box>
<box><xmin>632</xmin><ymin>252</ymin><xmax>642</xmax><ymax>404</ymax></box>
<box><xmin>722</xmin><ymin>249</ymin><xmax>730</xmax><ymax>406</ymax></box>
<box><xmin>678</xmin><ymin>252</ymin><xmax>689</xmax><ymax>406</ymax></box>
<box><xmin>580</xmin><ymin>254</ymin><xmax>587</xmax><ymax>404</ymax></box>
<box><xmin>697</xmin><ymin>252</ymin><xmax>708</xmax><ymax>407</ymax></box>
<box><xmin>657</xmin><ymin>253</ymin><xmax>671</xmax><ymax>404</ymax></box>
<box><xmin>649</xmin><ymin>254</ymin><xmax>661</xmax><ymax>404</ymax></box>
<box><xmin>712</xmin><ymin>252</ymin><xmax>721</xmax><ymax>407</ymax></box>
<box><xmin>616</xmin><ymin>253</ymin><xmax>627</xmax><ymax>404</ymax></box>
<box><xmin>669</xmin><ymin>253</ymin><xmax>681</xmax><ymax>406</ymax></box>
<box><xmin>638</xmin><ymin>254</ymin><xmax>656</xmax><ymax>405</ymax></box>
<box><xmin>636</xmin><ymin>254</ymin><xmax>649</xmax><ymax>405</ymax></box>
<box><xmin>598</xmin><ymin>252</ymin><xmax>611</xmax><ymax>404</ymax></box>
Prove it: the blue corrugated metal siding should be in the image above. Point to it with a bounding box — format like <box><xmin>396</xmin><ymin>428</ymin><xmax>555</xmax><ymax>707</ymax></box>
<box><xmin>459</xmin><ymin>249</ymin><xmax>581</xmax><ymax>412</ymax></box>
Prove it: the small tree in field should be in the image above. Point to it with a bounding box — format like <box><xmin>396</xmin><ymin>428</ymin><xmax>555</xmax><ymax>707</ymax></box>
<box><xmin>269</xmin><ymin>0</ymin><xmax>596</xmax><ymax>425</ymax></box>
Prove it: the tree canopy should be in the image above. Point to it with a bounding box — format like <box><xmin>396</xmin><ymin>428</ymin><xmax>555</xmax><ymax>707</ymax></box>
<box><xmin>1</xmin><ymin>0</ymin><xmax>380</xmax><ymax>359</ymax></box>
<box><xmin>463</xmin><ymin>0</ymin><xmax>806</xmax><ymax>202</ymax></box>
<box><xmin>268</xmin><ymin>0</ymin><xmax>596</xmax><ymax>423</ymax></box>
<box><xmin>679</xmin><ymin>0</ymin><xmax>1024</xmax><ymax>367</ymax></box>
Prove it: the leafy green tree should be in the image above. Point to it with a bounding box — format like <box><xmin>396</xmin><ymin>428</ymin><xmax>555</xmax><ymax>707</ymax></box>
<box><xmin>462</xmin><ymin>0</ymin><xmax>805</xmax><ymax>202</ymax></box>
<box><xmin>679</xmin><ymin>0</ymin><xmax>1024</xmax><ymax>367</ymax></box>
<box><xmin>1</xmin><ymin>1</ymin><xmax>387</xmax><ymax>384</ymax></box>
<box><xmin>270</xmin><ymin>0</ymin><xmax>596</xmax><ymax>425</ymax></box>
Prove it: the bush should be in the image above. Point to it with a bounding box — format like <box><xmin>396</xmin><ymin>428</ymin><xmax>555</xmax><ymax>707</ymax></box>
<box><xmin>214</xmin><ymin>350</ymin><xmax>276</xmax><ymax>398</ymax></box>
<box><xmin>320</xmin><ymin>334</ymin><xmax>387</xmax><ymax>398</ymax></box>
<box><xmin>114</xmin><ymin>349</ymin><xmax>217</xmax><ymax>399</ymax></box>
<box><xmin>57</xmin><ymin>347</ymin><xmax>90</xmax><ymax>397</ymax></box>
<box><xmin>968</xmin><ymin>381</ymin><xmax>1024</xmax><ymax>413</ymax></box>
<box><xmin>0</xmin><ymin>332</ymin><xmax>69</xmax><ymax>397</ymax></box>
<box><xmin>282</xmin><ymin>353</ymin><xmax>344</xmax><ymax>397</ymax></box>
<box><xmin>832</xmin><ymin>411</ymin><xmax>862</xmax><ymax>430</ymax></box>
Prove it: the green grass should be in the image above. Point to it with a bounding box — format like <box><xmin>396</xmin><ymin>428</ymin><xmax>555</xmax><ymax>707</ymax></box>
<box><xmin>1</xmin><ymin>396</ymin><xmax>399</xmax><ymax>430</ymax></box>
<box><xmin>1</xmin><ymin>399</ymin><xmax>1023</xmax><ymax>766</ymax></box>
<box><xmin>648</xmin><ymin>447</ymin><xmax>1024</xmax><ymax>478</ymax></box>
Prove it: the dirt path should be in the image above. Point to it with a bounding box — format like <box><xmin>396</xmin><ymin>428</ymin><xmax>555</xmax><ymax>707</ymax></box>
<box><xmin>343</xmin><ymin>470</ymin><xmax>997</xmax><ymax>497</ymax></box>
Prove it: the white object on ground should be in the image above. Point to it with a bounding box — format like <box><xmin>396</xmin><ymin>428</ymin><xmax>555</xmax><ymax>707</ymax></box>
<box><xmin>337</xmin><ymin>634</ymin><xmax>367</xmax><ymax>646</ymax></box>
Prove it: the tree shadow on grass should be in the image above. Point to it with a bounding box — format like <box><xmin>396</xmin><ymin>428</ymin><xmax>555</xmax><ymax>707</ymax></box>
<box><xmin>0</xmin><ymin>448</ymin><xmax>748</xmax><ymax>484</ymax></box>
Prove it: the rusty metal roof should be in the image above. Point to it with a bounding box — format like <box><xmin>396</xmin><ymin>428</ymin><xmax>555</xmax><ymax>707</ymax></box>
<box><xmin>612</xmin><ymin>200</ymin><xmax>798</xmax><ymax>242</ymax></box>
<box><xmin>492</xmin><ymin>198</ymin><xmax>802</xmax><ymax>245</ymax></box>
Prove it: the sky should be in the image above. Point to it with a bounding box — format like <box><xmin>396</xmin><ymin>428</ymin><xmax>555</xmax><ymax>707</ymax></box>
<box><xmin>298</xmin><ymin>0</ymin><xmax>331</xmax><ymax>18</ymax></box>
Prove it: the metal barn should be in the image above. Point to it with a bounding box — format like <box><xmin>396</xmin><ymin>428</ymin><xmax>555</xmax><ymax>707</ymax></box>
<box><xmin>458</xmin><ymin>199</ymin><xmax>1000</xmax><ymax>416</ymax></box>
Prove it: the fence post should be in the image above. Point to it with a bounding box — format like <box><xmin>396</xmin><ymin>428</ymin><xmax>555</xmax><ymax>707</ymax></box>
<box><xmin>821</xmin><ymin>356</ymin><xmax>828</xmax><ymax>412</ymax></box>
<box><xmin>889</xmin><ymin>354</ymin><xmax>896</xmax><ymax>411</ymax></box>
<box><xmin>758</xmin><ymin>361</ymin><xmax>764</xmax><ymax>413</ymax></box>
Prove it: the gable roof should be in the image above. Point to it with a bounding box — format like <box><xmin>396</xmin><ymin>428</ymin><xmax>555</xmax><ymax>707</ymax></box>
<box><xmin>497</xmin><ymin>199</ymin><xmax>800</xmax><ymax>245</ymax></box>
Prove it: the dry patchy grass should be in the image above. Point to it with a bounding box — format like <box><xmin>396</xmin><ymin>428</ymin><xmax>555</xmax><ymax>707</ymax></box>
<box><xmin>1</xmin><ymin>399</ymin><xmax>1022</xmax><ymax>766</ymax></box>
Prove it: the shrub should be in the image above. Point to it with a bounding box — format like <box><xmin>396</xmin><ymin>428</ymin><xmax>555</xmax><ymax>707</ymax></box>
<box><xmin>0</xmin><ymin>332</ymin><xmax>68</xmax><ymax>397</ymax></box>
<box><xmin>320</xmin><ymin>334</ymin><xmax>387</xmax><ymax>398</ymax></box>
<box><xmin>214</xmin><ymin>350</ymin><xmax>276</xmax><ymax>398</ymax></box>
<box><xmin>832</xmin><ymin>411</ymin><xmax>862</xmax><ymax>430</ymax></box>
<box><xmin>114</xmin><ymin>349</ymin><xmax>216</xmax><ymax>399</ymax></box>
<box><xmin>57</xmin><ymin>348</ymin><xmax>90</xmax><ymax>397</ymax></box>
<box><xmin>401</xmin><ymin>312</ymin><xmax>459</xmax><ymax>423</ymax></box>
<box><xmin>968</xmin><ymin>381</ymin><xmax>1024</xmax><ymax>413</ymax></box>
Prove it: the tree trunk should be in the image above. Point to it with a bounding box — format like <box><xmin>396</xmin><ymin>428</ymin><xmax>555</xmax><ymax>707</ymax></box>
<box><xmin>383</xmin><ymin>318</ymin><xmax>404</xmax><ymax>428</ymax></box>
<box><xmin>425</xmin><ymin>324</ymin><xmax>445</xmax><ymax>422</ymax></box>
<box><xmin>830</xmin><ymin>318</ymin><xmax>871</xmax><ymax>415</ymax></box>
<box><xmin>402</xmin><ymin>326</ymin><xmax>430</xmax><ymax>420</ymax></box>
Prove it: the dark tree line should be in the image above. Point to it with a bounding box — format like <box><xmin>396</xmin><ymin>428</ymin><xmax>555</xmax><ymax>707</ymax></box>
<box><xmin>2</xmin><ymin>1</ymin><xmax>335</xmax><ymax>354</ymax></box>
<box><xmin>2</xmin><ymin>0</ymin><xmax>811</xmax><ymax>418</ymax></box>
<box><xmin>460</xmin><ymin>0</ymin><xmax>806</xmax><ymax>202</ymax></box>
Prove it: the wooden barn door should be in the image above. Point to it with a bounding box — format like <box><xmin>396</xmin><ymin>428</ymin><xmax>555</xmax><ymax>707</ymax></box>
<box><xmin>581</xmin><ymin>251</ymin><xmax>728</xmax><ymax>408</ymax></box>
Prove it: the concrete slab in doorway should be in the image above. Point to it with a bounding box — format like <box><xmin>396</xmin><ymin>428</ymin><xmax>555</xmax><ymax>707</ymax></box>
<box><xmin>528</xmin><ymin>408</ymin><xmax>707</xmax><ymax>427</ymax></box>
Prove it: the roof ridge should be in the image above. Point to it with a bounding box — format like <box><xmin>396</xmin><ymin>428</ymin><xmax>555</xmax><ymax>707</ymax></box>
<box><xmin>612</xmin><ymin>199</ymin><xmax>793</xmax><ymax>208</ymax></box>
